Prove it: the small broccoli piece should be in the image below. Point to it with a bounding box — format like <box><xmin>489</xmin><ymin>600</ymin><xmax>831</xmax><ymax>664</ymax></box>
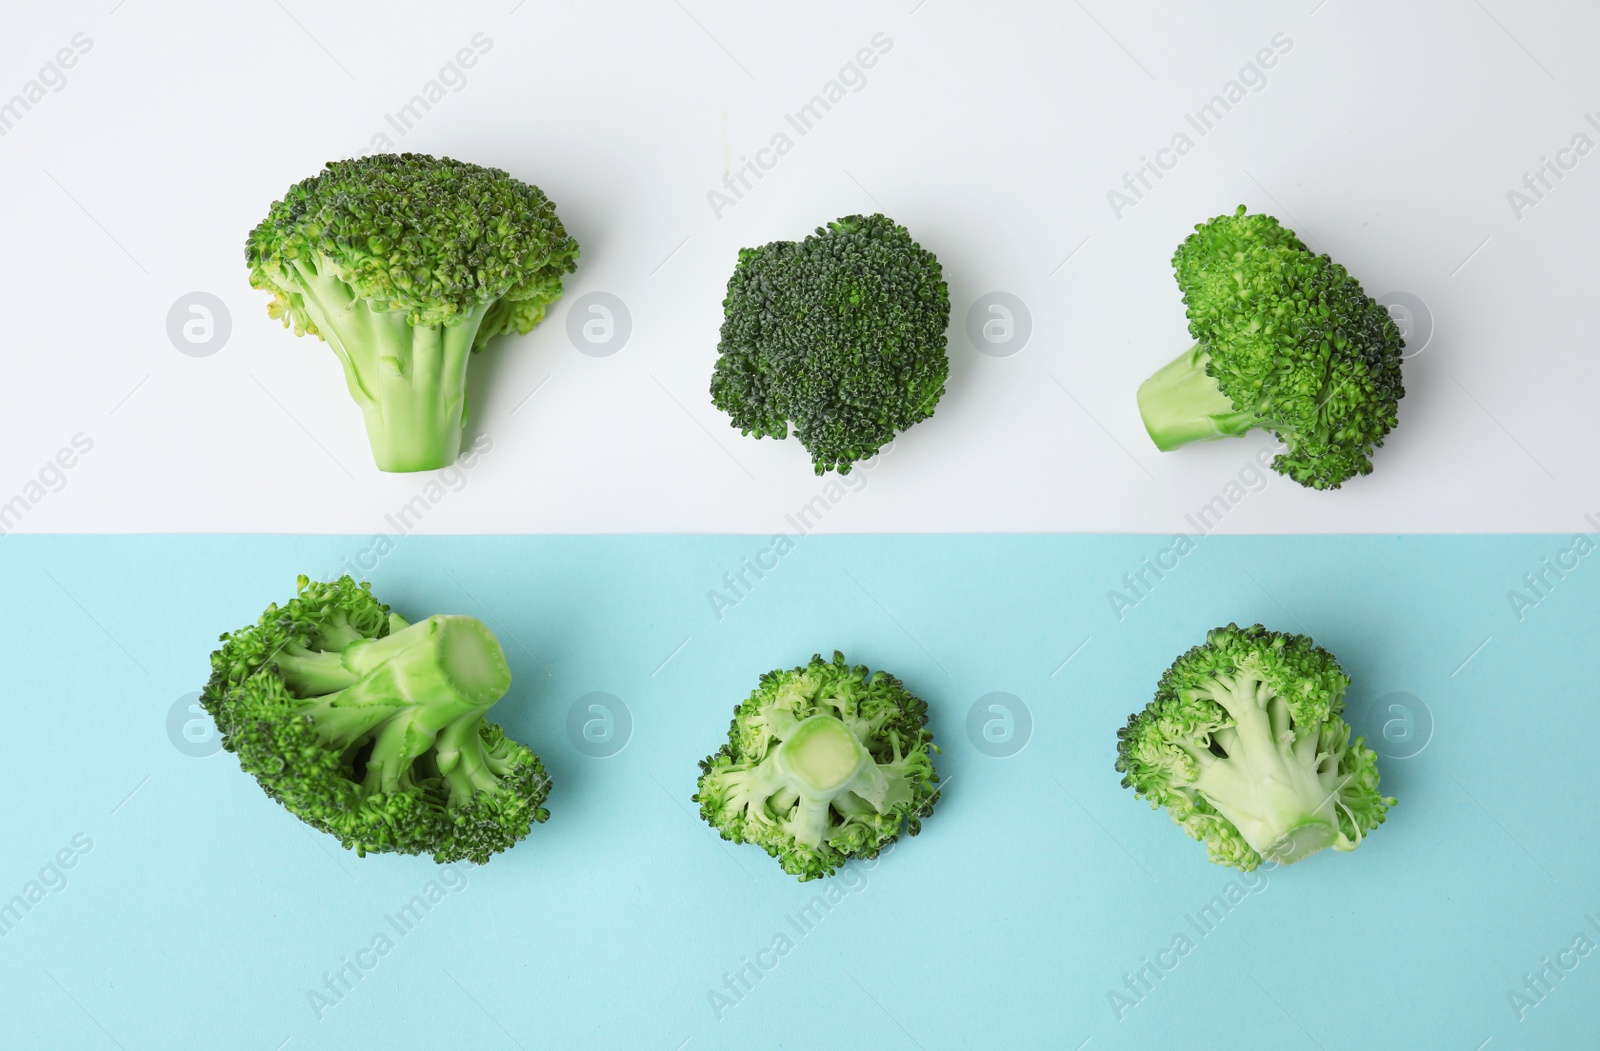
<box><xmin>710</xmin><ymin>214</ymin><xmax>950</xmax><ymax>474</ymax></box>
<box><xmin>246</xmin><ymin>153</ymin><xmax>579</xmax><ymax>472</ymax></box>
<box><xmin>1136</xmin><ymin>206</ymin><xmax>1405</xmax><ymax>489</ymax></box>
<box><xmin>201</xmin><ymin>576</ymin><xmax>550</xmax><ymax>863</ymax></box>
<box><xmin>1116</xmin><ymin>624</ymin><xmax>1393</xmax><ymax>870</ymax></box>
<box><xmin>694</xmin><ymin>652</ymin><xmax>941</xmax><ymax>880</ymax></box>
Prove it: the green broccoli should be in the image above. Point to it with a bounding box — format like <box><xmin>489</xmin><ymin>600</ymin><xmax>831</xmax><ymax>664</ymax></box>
<box><xmin>1136</xmin><ymin>206</ymin><xmax>1405</xmax><ymax>489</ymax></box>
<box><xmin>709</xmin><ymin>214</ymin><xmax>950</xmax><ymax>474</ymax></box>
<box><xmin>246</xmin><ymin>153</ymin><xmax>579</xmax><ymax>472</ymax></box>
<box><xmin>201</xmin><ymin>576</ymin><xmax>550</xmax><ymax>864</ymax></box>
<box><xmin>694</xmin><ymin>652</ymin><xmax>941</xmax><ymax>880</ymax></box>
<box><xmin>1115</xmin><ymin>624</ymin><xmax>1393</xmax><ymax>870</ymax></box>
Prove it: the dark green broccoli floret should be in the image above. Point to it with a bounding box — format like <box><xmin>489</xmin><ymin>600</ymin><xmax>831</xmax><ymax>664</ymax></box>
<box><xmin>1116</xmin><ymin>623</ymin><xmax>1393</xmax><ymax>871</ymax></box>
<box><xmin>694</xmin><ymin>652</ymin><xmax>941</xmax><ymax>880</ymax></box>
<box><xmin>1136</xmin><ymin>206</ymin><xmax>1405</xmax><ymax>489</ymax></box>
<box><xmin>246</xmin><ymin>153</ymin><xmax>579</xmax><ymax>472</ymax></box>
<box><xmin>201</xmin><ymin>576</ymin><xmax>550</xmax><ymax>864</ymax></box>
<box><xmin>710</xmin><ymin>214</ymin><xmax>950</xmax><ymax>474</ymax></box>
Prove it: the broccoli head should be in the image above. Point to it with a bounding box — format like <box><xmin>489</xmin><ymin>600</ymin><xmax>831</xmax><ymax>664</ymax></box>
<box><xmin>694</xmin><ymin>652</ymin><xmax>941</xmax><ymax>880</ymax></box>
<box><xmin>246</xmin><ymin>153</ymin><xmax>579</xmax><ymax>472</ymax></box>
<box><xmin>1136</xmin><ymin>206</ymin><xmax>1405</xmax><ymax>489</ymax></box>
<box><xmin>709</xmin><ymin>214</ymin><xmax>950</xmax><ymax>474</ymax></box>
<box><xmin>201</xmin><ymin>576</ymin><xmax>551</xmax><ymax>864</ymax></box>
<box><xmin>1116</xmin><ymin>624</ymin><xmax>1393</xmax><ymax>871</ymax></box>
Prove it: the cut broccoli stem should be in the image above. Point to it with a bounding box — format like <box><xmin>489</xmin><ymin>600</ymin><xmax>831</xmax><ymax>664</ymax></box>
<box><xmin>779</xmin><ymin>715</ymin><xmax>867</xmax><ymax>793</ymax></box>
<box><xmin>1183</xmin><ymin>674</ymin><xmax>1345</xmax><ymax>863</ymax></box>
<box><xmin>772</xmin><ymin>714</ymin><xmax>913</xmax><ymax>848</ymax></box>
<box><xmin>276</xmin><ymin>615</ymin><xmax>513</xmax><ymax>797</ymax></box>
<box><xmin>776</xmin><ymin>715</ymin><xmax>866</xmax><ymax>848</ymax></box>
<box><xmin>1137</xmin><ymin>343</ymin><xmax>1263</xmax><ymax>451</ymax></box>
<box><xmin>338</xmin><ymin>615</ymin><xmax>511</xmax><ymax>713</ymax></box>
<box><xmin>285</xmin><ymin>256</ymin><xmax>489</xmax><ymax>472</ymax></box>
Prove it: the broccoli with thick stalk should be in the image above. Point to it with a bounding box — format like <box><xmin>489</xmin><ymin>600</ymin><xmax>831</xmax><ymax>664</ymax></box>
<box><xmin>201</xmin><ymin>576</ymin><xmax>550</xmax><ymax>863</ymax></box>
<box><xmin>246</xmin><ymin>153</ymin><xmax>579</xmax><ymax>472</ymax></box>
<box><xmin>1136</xmin><ymin>206</ymin><xmax>1405</xmax><ymax>489</ymax></box>
<box><xmin>694</xmin><ymin>652</ymin><xmax>941</xmax><ymax>880</ymax></box>
<box><xmin>710</xmin><ymin>214</ymin><xmax>950</xmax><ymax>474</ymax></box>
<box><xmin>1116</xmin><ymin>624</ymin><xmax>1393</xmax><ymax>870</ymax></box>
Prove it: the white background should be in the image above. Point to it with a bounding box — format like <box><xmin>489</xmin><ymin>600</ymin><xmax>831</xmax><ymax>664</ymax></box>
<box><xmin>1</xmin><ymin>0</ymin><xmax>1596</xmax><ymax>535</ymax></box>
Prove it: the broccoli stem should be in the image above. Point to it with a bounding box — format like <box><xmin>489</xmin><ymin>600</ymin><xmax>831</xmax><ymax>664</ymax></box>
<box><xmin>276</xmin><ymin>642</ymin><xmax>362</xmax><ymax>696</ymax></box>
<box><xmin>775</xmin><ymin>715</ymin><xmax>868</xmax><ymax>848</ymax></box>
<box><xmin>1186</xmin><ymin>675</ymin><xmax>1344</xmax><ymax>864</ymax></box>
<box><xmin>436</xmin><ymin>715</ymin><xmax>505</xmax><ymax>805</ymax></box>
<box><xmin>1137</xmin><ymin>343</ymin><xmax>1262</xmax><ymax>451</ymax></box>
<box><xmin>279</xmin><ymin>616</ymin><xmax>512</xmax><ymax>795</ymax></box>
<box><xmin>338</xmin><ymin>615</ymin><xmax>510</xmax><ymax>713</ymax></box>
<box><xmin>286</xmin><ymin>257</ymin><xmax>489</xmax><ymax>472</ymax></box>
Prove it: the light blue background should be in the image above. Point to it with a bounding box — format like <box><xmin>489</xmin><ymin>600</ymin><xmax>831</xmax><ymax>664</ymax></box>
<box><xmin>1</xmin><ymin>534</ymin><xmax>1596</xmax><ymax>1050</ymax></box>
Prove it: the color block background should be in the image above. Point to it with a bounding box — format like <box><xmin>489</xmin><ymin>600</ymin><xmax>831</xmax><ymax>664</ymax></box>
<box><xmin>5</xmin><ymin>0</ymin><xmax>1600</xmax><ymax>1047</ymax></box>
<box><xmin>3</xmin><ymin>0</ymin><xmax>1599</xmax><ymax>534</ymax></box>
<box><xmin>2</xmin><ymin>534</ymin><xmax>1594</xmax><ymax>1049</ymax></box>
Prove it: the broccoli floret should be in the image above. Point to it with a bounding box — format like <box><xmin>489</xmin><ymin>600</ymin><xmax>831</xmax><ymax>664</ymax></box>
<box><xmin>1136</xmin><ymin>206</ymin><xmax>1405</xmax><ymax>489</ymax></box>
<box><xmin>1116</xmin><ymin>624</ymin><xmax>1393</xmax><ymax>870</ymax></box>
<box><xmin>246</xmin><ymin>153</ymin><xmax>579</xmax><ymax>472</ymax></box>
<box><xmin>709</xmin><ymin>214</ymin><xmax>950</xmax><ymax>474</ymax></box>
<box><xmin>694</xmin><ymin>652</ymin><xmax>941</xmax><ymax>880</ymax></box>
<box><xmin>201</xmin><ymin>576</ymin><xmax>551</xmax><ymax>864</ymax></box>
